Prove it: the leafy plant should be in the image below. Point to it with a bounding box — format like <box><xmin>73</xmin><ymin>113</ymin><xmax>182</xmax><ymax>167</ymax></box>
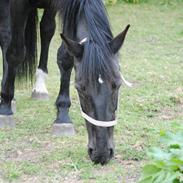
<box><xmin>139</xmin><ymin>124</ymin><xmax>183</xmax><ymax>183</ymax></box>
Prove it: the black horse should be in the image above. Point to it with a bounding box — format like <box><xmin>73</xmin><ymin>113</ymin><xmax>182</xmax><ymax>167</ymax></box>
<box><xmin>0</xmin><ymin>0</ymin><xmax>130</xmax><ymax>164</ymax></box>
<box><xmin>0</xmin><ymin>0</ymin><xmax>56</xmax><ymax>101</ymax></box>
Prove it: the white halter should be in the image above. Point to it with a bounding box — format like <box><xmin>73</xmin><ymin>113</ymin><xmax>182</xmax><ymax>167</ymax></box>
<box><xmin>81</xmin><ymin>111</ymin><xmax>117</xmax><ymax>127</ymax></box>
<box><xmin>78</xmin><ymin>37</ymin><xmax>133</xmax><ymax>127</ymax></box>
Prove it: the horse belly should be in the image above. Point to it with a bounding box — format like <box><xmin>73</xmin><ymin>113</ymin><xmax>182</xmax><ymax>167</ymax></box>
<box><xmin>29</xmin><ymin>0</ymin><xmax>50</xmax><ymax>9</ymax></box>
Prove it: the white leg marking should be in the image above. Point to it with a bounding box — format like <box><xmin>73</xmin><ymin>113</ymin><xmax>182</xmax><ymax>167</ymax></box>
<box><xmin>32</xmin><ymin>69</ymin><xmax>48</xmax><ymax>94</ymax></box>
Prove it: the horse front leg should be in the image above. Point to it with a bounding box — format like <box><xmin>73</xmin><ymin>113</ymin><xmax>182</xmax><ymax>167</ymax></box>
<box><xmin>32</xmin><ymin>8</ymin><xmax>56</xmax><ymax>100</ymax></box>
<box><xmin>52</xmin><ymin>44</ymin><xmax>75</xmax><ymax>136</ymax></box>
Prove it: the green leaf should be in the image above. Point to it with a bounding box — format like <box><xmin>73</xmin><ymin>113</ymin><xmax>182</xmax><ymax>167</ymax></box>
<box><xmin>169</xmin><ymin>157</ymin><xmax>183</xmax><ymax>168</ymax></box>
<box><xmin>170</xmin><ymin>149</ymin><xmax>183</xmax><ymax>162</ymax></box>
<box><xmin>173</xmin><ymin>179</ymin><xmax>180</xmax><ymax>183</ymax></box>
<box><xmin>161</xmin><ymin>132</ymin><xmax>183</xmax><ymax>148</ymax></box>
<box><xmin>138</xmin><ymin>176</ymin><xmax>154</xmax><ymax>183</ymax></box>
<box><xmin>139</xmin><ymin>128</ymin><xmax>183</xmax><ymax>183</ymax></box>
<box><xmin>153</xmin><ymin>170</ymin><xmax>167</xmax><ymax>183</ymax></box>
<box><xmin>170</xmin><ymin>144</ymin><xmax>181</xmax><ymax>149</ymax></box>
<box><xmin>152</xmin><ymin>171</ymin><xmax>179</xmax><ymax>183</ymax></box>
<box><xmin>161</xmin><ymin>172</ymin><xmax>179</xmax><ymax>183</ymax></box>
<box><xmin>148</xmin><ymin>147</ymin><xmax>171</xmax><ymax>161</ymax></box>
<box><xmin>142</xmin><ymin>164</ymin><xmax>161</xmax><ymax>177</ymax></box>
<box><xmin>153</xmin><ymin>161</ymin><xmax>166</xmax><ymax>169</ymax></box>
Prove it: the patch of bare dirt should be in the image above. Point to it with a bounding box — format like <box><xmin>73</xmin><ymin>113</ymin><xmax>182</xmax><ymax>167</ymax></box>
<box><xmin>115</xmin><ymin>155</ymin><xmax>143</xmax><ymax>183</ymax></box>
<box><xmin>121</xmin><ymin>160</ymin><xmax>143</xmax><ymax>183</ymax></box>
<box><xmin>159</xmin><ymin>104</ymin><xmax>183</xmax><ymax>121</ymax></box>
<box><xmin>5</xmin><ymin>140</ymin><xmax>55</xmax><ymax>163</ymax></box>
<box><xmin>17</xmin><ymin>173</ymin><xmax>83</xmax><ymax>183</ymax></box>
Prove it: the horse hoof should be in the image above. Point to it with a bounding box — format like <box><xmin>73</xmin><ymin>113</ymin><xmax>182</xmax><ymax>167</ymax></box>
<box><xmin>0</xmin><ymin>115</ymin><xmax>15</xmax><ymax>129</ymax></box>
<box><xmin>31</xmin><ymin>91</ymin><xmax>49</xmax><ymax>100</ymax></box>
<box><xmin>0</xmin><ymin>99</ymin><xmax>16</xmax><ymax>113</ymax></box>
<box><xmin>52</xmin><ymin>123</ymin><xmax>75</xmax><ymax>136</ymax></box>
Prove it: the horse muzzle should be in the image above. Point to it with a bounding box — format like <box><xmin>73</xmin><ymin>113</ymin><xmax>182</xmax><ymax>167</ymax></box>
<box><xmin>88</xmin><ymin>146</ymin><xmax>114</xmax><ymax>165</ymax></box>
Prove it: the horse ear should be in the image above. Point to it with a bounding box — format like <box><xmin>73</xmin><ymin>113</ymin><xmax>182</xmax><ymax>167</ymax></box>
<box><xmin>110</xmin><ymin>24</ymin><xmax>130</xmax><ymax>54</ymax></box>
<box><xmin>60</xmin><ymin>33</ymin><xmax>84</xmax><ymax>58</ymax></box>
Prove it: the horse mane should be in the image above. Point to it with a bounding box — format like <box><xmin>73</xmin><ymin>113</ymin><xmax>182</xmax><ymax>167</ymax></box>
<box><xmin>54</xmin><ymin>0</ymin><xmax>115</xmax><ymax>85</ymax></box>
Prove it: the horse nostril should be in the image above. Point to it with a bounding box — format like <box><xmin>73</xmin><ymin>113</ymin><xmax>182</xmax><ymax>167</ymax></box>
<box><xmin>88</xmin><ymin>148</ymin><xmax>94</xmax><ymax>156</ymax></box>
<box><xmin>109</xmin><ymin>148</ymin><xmax>114</xmax><ymax>157</ymax></box>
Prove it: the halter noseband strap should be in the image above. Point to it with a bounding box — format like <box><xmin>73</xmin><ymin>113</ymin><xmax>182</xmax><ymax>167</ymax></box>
<box><xmin>81</xmin><ymin>110</ymin><xmax>117</xmax><ymax>127</ymax></box>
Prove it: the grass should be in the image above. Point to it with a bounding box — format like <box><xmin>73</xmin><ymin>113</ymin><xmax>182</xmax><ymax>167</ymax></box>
<box><xmin>0</xmin><ymin>1</ymin><xmax>183</xmax><ymax>182</ymax></box>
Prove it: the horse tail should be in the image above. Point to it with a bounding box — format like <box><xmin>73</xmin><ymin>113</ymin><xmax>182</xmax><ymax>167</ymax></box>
<box><xmin>16</xmin><ymin>8</ymin><xmax>38</xmax><ymax>82</ymax></box>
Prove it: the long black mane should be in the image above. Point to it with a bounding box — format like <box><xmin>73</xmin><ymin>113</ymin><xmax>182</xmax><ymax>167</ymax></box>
<box><xmin>54</xmin><ymin>0</ymin><xmax>115</xmax><ymax>85</ymax></box>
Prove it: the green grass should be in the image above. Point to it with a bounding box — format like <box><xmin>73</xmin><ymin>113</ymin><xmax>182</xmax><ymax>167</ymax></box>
<box><xmin>0</xmin><ymin>1</ymin><xmax>183</xmax><ymax>182</ymax></box>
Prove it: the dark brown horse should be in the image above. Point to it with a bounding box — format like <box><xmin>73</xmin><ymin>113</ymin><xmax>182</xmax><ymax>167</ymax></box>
<box><xmin>0</xmin><ymin>0</ymin><xmax>130</xmax><ymax>164</ymax></box>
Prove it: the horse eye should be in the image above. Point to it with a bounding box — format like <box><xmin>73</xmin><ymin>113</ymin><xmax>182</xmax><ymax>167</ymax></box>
<box><xmin>112</xmin><ymin>83</ymin><xmax>117</xmax><ymax>90</ymax></box>
<box><xmin>112</xmin><ymin>81</ymin><xmax>121</xmax><ymax>90</ymax></box>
